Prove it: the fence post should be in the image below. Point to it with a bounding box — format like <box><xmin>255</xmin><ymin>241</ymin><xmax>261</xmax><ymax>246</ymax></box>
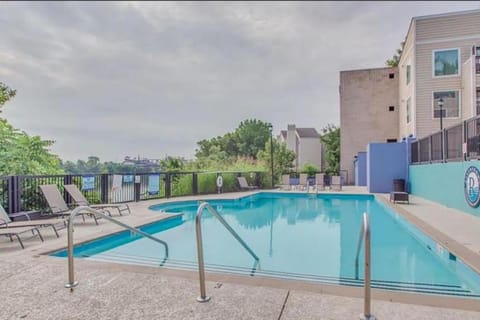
<box><xmin>165</xmin><ymin>173</ymin><xmax>171</xmax><ymax>198</ymax></box>
<box><xmin>134</xmin><ymin>176</ymin><xmax>141</xmax><ymax>202</ymax></box>
<box><xmin>7</xmin><ymin>176</ymin><xmax>16</xmax><ymax>214</ymax></box>
<box><xmin>463</xmin><ymin>120</ymin><xmax>467</xmax><ymax>161</ymax></box>
<box><xmin>429</xmin><ymin>136</ymin><xmax>433</xmax><ymax>162</ymax></box>
<box><xmin>64</xmin><ymin>175</ymin><xmax>73</xmax><ymax>205</ymax></box>
<box><xmin>255</xmin><ymin>172</ymin><xmax>261</xmax><ymax>189</ymax></box>
<box><xmin>192</xmin><ymin>173</ymin><xmax>198</xmax><ymax>195</ymax></box>
<box><xmin>100</xmin><ymin>174</ymin><xmax>109</xmax><ymax>204</ymax></box>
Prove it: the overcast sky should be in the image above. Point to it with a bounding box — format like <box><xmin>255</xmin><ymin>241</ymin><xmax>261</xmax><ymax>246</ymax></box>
<box><xmin>1</xmin><ymin>1</ymin><xmax>479</xmax><ymax>162</ymax></box>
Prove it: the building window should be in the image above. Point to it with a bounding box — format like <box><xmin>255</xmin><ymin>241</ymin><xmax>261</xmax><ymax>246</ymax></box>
<box><xmin>433</xmin><ymin>49</ymin><xmax>459</xmax><ymax>77</ymax></box>
<box><xmin>476</xmin><ymin>87</ymin><xmax>480</xmax><ymax>115</ymax></box>
<box><xmin>389</xmin><ymin>73</ymin><xmax>395</xmax><ymax>79</ymax></box>
<box><xmin>386</xmin><ymin>139</ymin><xmax>397</xmax><ymax>143</ymax></box>
<box><xmin>406</xmin><ymin>97</ymin><xmax>411</xmax><ymax>124</ymax></box>
<box><xmin>475</xmin><ymin>46</ymin><xmax>480</xmax><ymax>74</ymax></box>
<box><xmin>388</xmin><ymin>106</ymin><xmax>395</xmax><ymax>112</ymax></box>
<box><xmin>433</xmin><ymin>91</ymin><xmax>459</xmax><ymax>118</ymax></box>
<box><xmin>406</xmin><ymin>65</ymin><xmax>411</xmax><ymax>84</ymax></box>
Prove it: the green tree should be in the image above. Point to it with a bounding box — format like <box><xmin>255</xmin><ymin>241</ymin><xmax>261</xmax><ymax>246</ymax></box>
<box><xmin>234</xmin><ymin>119</ymin><xmax>272</xmax><ymax>159</ymax></box>
<box><xmin>160</xmin><ymin>156</ymin><xmax>185</xmax><ymax>172</ymax></box>
<box><xmin>300</xmin><ymin>163</ymin><xmax>318</xmax><ymax>177</ymax></box>
<box><xmin>320</xmin><ymin>124</ymin><xmax>340</xmax><ymax>175</ymax></box>
<box><xmin>257</xmin><ymin>139</ymin><xmax>296</xmax><ymax>183</ymax></box>
<box><xmin>195</xmin><ymin>118</ymin><xmax>272</xmax><ymax>163</ymax></box>
<box><xmin>386</xmin><ymin>41</ymin><xmax>405</xmax><ymax>67</ymax></box>
<box><xmin>0</xmin><ymin>83</ymin><xmax>63</xmax><ymax>175</ymax></box>
<box><xmin>0</xmin><ymin>82</ymin><xmax>16</xmax><ymax>110</ymax></box>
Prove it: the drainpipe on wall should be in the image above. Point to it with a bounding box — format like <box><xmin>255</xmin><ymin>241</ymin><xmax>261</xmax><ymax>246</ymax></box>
<box><xmin>405</xmin><ymin>135</ymin><xmax>416</xmax><ymax>193</ymax></box>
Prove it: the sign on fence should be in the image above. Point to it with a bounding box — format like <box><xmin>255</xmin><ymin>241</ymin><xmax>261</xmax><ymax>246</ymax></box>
<box><xmin>148</xmin><ymin>174</ymin><xmax>160</xmax><ymax>195</ymax></box>
<box><xmin>123</xmin><ymin>175</ymin><xmax>134</xmax><ymax>183</ymax></box>
<box><xmin>112</xmin><ymin>175</ymin><xmax>123</xmax><ymax>193</ymax></box>
<box><xmin>82</xmin><ymin>176</ymin><xmax>95</xmax><ymax>191</ymax></box>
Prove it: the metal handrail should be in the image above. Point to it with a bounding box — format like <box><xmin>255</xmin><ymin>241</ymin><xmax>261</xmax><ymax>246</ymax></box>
<box><xmin>65</xmin><ymin>206</ymin><xmax>169</xmax><ymax>291</ymax></box>
<box><xmin>354</xmin><ymin>213</ymin><xmax>375</xmax><ymax>320</ymax></box>
<box><xmin>195</xmin><ymin>201</ymin><xmax>259</xmax><ymax>302</ymax></box>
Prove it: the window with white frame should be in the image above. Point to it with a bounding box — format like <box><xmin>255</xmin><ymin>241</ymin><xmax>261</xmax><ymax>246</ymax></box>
<box><xmin>406</xmin><ymin>65</ymin><xmax>411</xmax><ymax>85</ymax></box>
<box><xmin>406</xmin><ymin>97</ymin><xmax>411</xmax><ymax>124</ymax></box>
<box><xmin>433</xmin><ymin>49</ymin><xmax>459</xmax><ymax>76</ymax></box>
<box><xmin>433</xmin><ymin>91</ymin><xmax>459</xmax><ymax>118</ymax></box>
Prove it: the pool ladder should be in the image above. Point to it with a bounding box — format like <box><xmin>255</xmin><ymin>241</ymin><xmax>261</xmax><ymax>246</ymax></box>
<box><xmin>355</xmin><ymin>212</ymin><xmax>375</xmax><ymax>320</ymax></box>
<box><xmin>65</xmin><ymin>206</ymin><xmax>169</xmax><ymax>291</ymax></box>
<box><xmin>195</xmin><ymin>201</ymin><xmax>260</xmax><ymax>302</ymax></box>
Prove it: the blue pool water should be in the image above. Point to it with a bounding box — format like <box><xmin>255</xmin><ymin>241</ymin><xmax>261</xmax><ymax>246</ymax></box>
<box><xmin>51</xmin><ymin>192</ymin><xmax>480</xmax><ymax>297</ymax></box>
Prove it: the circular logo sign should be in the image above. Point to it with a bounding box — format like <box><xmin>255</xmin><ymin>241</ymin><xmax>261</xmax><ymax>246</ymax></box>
<box><xmin>464</xmin><ymin>166</ymin><xmax>480</xmax><ymax>208</ymax></box>
<box><xmin>216</xmin><ymin>176</ymin><xmax>223</xmax><ymax>188</ymax></box>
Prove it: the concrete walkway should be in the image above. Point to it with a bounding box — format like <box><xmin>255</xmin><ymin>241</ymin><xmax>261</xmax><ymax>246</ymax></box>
<box><xmin>1</xmin><ymin>189</ymin><xmax>480</xmax><ymax>319</ymax></box>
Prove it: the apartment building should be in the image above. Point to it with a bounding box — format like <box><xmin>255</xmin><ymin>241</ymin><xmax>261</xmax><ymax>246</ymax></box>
<box><xmin>340</xmin><ymin>9</ymin><xmax>480</xmax><ymax>184</ymax></box>
<box><xmin>398</xmin><ymin>9</ymin><xmax>480</xmax><ymax>139</ymax></box>
<box><xmin>278</xmin><ymin>124</ymin><xmax>323</xmax><ymax>171</ymax></box>
<box><xmin>339</xmin><ymin>67</ymin><xmax>399</xmax><ymax>184</ymax></box>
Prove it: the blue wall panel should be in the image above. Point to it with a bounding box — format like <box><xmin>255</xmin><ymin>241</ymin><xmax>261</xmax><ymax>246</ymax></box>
<box><xmin>409</xmin><ymin>161</ymin><xmax>480</xmax><ymax>218</ymax></box>
<box><xmin>356</xmin><ymin>152</ymin><xmax>367</xmax><ymax>186</ymax></box>
<box><xmin>367</xmin><ymin>143</ymin><xmax>407</xmax><ymax>193</ymax></box>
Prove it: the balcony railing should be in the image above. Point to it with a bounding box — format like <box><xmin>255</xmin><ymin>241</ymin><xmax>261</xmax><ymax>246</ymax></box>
<box><xmin>411</xmin><ymin>114</ymin><xmax>480</xmax><ymax>164</ymax></box>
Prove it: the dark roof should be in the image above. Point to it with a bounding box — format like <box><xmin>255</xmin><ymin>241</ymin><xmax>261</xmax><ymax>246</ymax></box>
<box><xmin>280</xmin><ymin>130</ymin><xmax>287</xmax><ymax>139</ymax></box>
<box><xmin>296</xmin><ymin>128</ymin><xmax>320</xmax><ymax>138</ymax></box>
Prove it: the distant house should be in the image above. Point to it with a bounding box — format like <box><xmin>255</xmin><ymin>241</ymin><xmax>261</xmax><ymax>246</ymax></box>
<box><xmin>278</xmin><ymin>124</ymin><xmax>323</xmax><ymax>171</ymax></box>
<box><xmin>122</xmin><ymin>156</ymin><xmax>162</xmax><ymax>172</ymax></box>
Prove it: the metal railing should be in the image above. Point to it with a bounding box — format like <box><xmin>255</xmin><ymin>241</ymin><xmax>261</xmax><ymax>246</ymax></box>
<box><xmin>65</xmin><ymin>206</ymin><xmax>169</xmax><ymax>291</ymax></box>
<box><xmin>195</xmin><ymin>201</ymin><xmax>259</xmax><ymax>302</ymax></box>
<box><xmin>411</xmin><ymin>114</ymin><xmax>480</xmax><ymax>164</ymax></box>
<box><xmin>354</xmin><ymin>213</ymin><xmax>375</xmax><ymax>320</ymax></box>
<box><xmin>3</xmin><ymin>171</ymin><xmax>265</xmax><ymax>214</ymax></box>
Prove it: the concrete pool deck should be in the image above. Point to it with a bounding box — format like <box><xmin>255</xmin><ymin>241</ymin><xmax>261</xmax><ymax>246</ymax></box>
<box><xmin>1</xmin><ymin>188</ymin><xmax>480</xmax><ymax>319</ymax></box>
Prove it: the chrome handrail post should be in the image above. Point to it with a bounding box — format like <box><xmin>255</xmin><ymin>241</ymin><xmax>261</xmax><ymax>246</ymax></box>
<box><xmin>65</xmin><ymin>206</ymin><xmax>169</xmax><ymax>292</ymax></box>
<box><xmin>357</xmin><ymin>212</ymin><xmax>375</xmax><ymax>320</ymax></box>
<box><xmin>66</xmin><ymin>206</ymin><xmax>89</xmax><ymax>291</ymax></box>
<box><xmin>195</xmin><ymin>201</ymin><xmax>259</xmax><ymax>303</ymax></box>
<box><xmin>195</xmin><ymin>208</ymin><xmax>210</xmax><ymax>302</ymax></box>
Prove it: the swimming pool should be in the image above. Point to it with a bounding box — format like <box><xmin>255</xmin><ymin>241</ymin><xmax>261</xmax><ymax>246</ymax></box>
<box><xmin>52</xmin><ymin>192</ymin><xmax>480</xmax><ymax>298</ymax></box>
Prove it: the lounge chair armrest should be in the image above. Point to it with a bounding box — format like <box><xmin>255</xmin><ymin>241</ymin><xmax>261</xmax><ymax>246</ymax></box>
<box><xmin>8</xmin><ymin>210</ymin><xmax>37</xmax><ymax>221</ymax></box>
<box><xmin>0</xmin><ymin>218</ymin><xmax>8</xmax><ymax>226</ymax></box>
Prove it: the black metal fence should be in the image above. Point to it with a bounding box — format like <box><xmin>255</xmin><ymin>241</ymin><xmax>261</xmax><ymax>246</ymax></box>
<box><xmin>411</xmin><ymin>115</ymin><xmax>480</xmax><ymax>164</ymax></box>
<box><xmin>1</xmin><ymin>171</ymin><xmax>266</xmax><ymax>214</ymax></box>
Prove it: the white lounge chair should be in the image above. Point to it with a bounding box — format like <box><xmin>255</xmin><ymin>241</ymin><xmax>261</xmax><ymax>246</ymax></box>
<box><xmin>278</xmin><ymin>174</ymin><xmax>292</xmax><ymax>190</ymax></box>
<box><xmin>298</xmin><ymin>173</ymin><xmax>309</xmax><ymax>191</ymax></box>
<box><xmin>0</xmin><ymin>204</ymin><xmax>64</xmax><ymax>238</ymax></box>
<box><xmin>314</xmin><ymin>173</ymin><xmax>325</xmax><ymax>192</ymax></box>
<box><xmin>64</xmin><ymin>184</ymin><xmax>130</xmax><ymax>216</ymax></box>
<box><xmin>330</xmin><ymin>175</ymin><xmax>343</xmax><ymax>191</ymax></box>
<box><xmin>237</xmin><ymin>177</ymin><xmax>259</xmax><ymax>191</ymax></box>
<box><xmin>39</xmin><ymin>184</ymin><xmax>102</xmax><ymax>224</ymax></box>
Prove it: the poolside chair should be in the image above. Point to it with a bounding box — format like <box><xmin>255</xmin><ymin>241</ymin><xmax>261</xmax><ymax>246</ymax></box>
<box><xmin>314</xmin><ymin>173</ymin><xmax>325</xmax><ymax>192</ymax></box>
<box><xmin>0</xmin><ymin>226</ymin><xmax>44</xmax><ymax>249</ymax></box>
<box><xmin>330</xmin><ymin>175</ymin><xmax>342</xmax><ymax>191</ymax></box>
<box><xmin>64</xmin><ymin>184</ymin><xmax>131</xmax><ymax>216</ymax></box>
<box><xmin>39</xmin><ymin>184</ymin><xmax>101</xmax><ymax>225</ymax></box>
<box><xmin>237</xmin><ymin>177</ymin><xmax>259</xmax><ymax>191</ymax></box>
<box><xmin>278</xmin><ymin>174</ymin><xmax>292</xmax><ymax>191</ymax></box>
<box><xmin>0</xmin><ymin>204</ymin><xmax>64</xmax><ymax>238</ymax></box>
<box><xmin>298</xmin><ymin>173</ymin><xmax>309</xmax><ymax>191</ymax></box>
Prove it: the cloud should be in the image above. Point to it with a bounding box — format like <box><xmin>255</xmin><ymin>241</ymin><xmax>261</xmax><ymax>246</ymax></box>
<box><xmin>1</xmin><ymin>1</ymin><xmax>478</xmax><ymax>161</ymax></box>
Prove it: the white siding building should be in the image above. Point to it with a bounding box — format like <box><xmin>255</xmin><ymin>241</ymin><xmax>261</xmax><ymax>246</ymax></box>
<box><xmin>278</xmin><ymin>124</ymin><xmax>323</xmax><ymax>171</ymax></box>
